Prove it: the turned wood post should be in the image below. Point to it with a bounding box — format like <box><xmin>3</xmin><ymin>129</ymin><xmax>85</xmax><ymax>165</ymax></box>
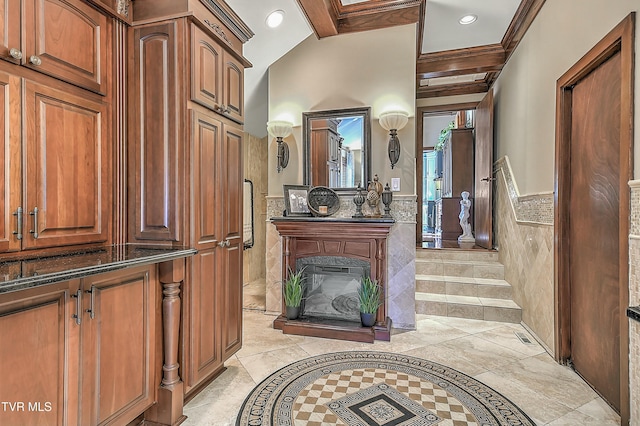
<box><xmin>146</xmin><ymin>258</ymin><xmax>186</xmax><ymax>426</ymax></box>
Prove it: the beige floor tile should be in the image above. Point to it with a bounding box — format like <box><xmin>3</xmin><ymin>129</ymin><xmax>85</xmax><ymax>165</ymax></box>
<box><xmin>238</xmin><ymin>345</ymin><xmax>311</xmax><ymax>383</ymax></box>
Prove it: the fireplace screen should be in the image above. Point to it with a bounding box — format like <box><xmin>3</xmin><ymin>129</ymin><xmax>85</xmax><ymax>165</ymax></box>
<box><xmin>297</xmin><ymin>257</ymin><xmax>370</xmax><ymax>322</ymax></box>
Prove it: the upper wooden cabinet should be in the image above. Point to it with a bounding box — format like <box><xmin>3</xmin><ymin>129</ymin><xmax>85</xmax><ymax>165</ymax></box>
<box><xmin>191</xmin><ymin>24</ymin><xmax>244</xmax><ymax>124</ymax></box>
<box><xmin>0</xmin><ymin>0</ymin><xmax>110</xmax><ymax>94</ymax></box>
<box><xmin>441</xmin><ymin>128</ymin><xmax>474</xmax><ymax>198</ymax></box>
<box><xmin>0</xmin><ymin>70</ymin><xmax>110</xmax><ymax>253</ymax></box>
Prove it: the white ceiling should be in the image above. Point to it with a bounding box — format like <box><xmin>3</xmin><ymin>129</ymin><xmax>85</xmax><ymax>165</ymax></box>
<box><xmin>225</xmin><ymin>0</ymin><xmax>520</xmax><ymax>136</ymax></box>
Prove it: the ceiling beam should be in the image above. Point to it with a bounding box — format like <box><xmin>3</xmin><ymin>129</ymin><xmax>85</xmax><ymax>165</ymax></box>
<box><xmin>417</xmin><ymin>44</ymin><xmax>506</xmax><ymax>79</ymax></box>
<box><xmin>295</xmin><ymin>0</ymin><xmax>339</xmax><ymax>38</ymax></box>
<box><xmin>502</xmin><ymin>0</ymin><xmax>546</xmax><ymax>60</ymax></box>
<box><xmin>417</xmin><ymin>80</ymin><xmax>489</xmax><ymax>99</ymax></box>
<box><xmin>296</xmin><ymin>0</ymin><xmax>422</xmax><ymax>39</ymax></box>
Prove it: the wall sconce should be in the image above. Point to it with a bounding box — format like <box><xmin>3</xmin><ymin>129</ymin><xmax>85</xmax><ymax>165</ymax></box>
<box><xmin>267</xmin><ymin>121</ymin><xmax>293</xmax><ymax>173</ymax></box>
<box><xmin>379</xmin><ymin>110</ymin><xmax>409</xmax><ymax>169</ymax></box>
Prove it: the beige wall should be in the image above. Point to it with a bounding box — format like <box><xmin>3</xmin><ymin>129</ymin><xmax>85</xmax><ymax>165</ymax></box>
<box><xmin>267</xmin><ymin>25</ymin><xmax>417</xmax><ymax>196</ymax></box>
<box><xmin>494</xmin><ymin>0</ymin><xmax>640</xmax><ymax>195</ymax></box>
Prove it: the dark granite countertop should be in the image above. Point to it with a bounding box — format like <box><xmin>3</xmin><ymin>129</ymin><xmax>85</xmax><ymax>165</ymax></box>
<box><xmin>271</xmin><ymin>216</ymin><xmax>395</xmax><ymax>224</ymax></box>
<box><xmin>627</xmin><ymin>306</ymin><xmax>640</xmax><ymax>323</ymax></box>
<box><xmin>0</xmin><ymin>245</ymin><xmax>197</xmax><ymax>294</ymax></box>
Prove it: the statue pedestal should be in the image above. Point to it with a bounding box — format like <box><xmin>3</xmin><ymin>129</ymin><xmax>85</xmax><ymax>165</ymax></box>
<box><xmin>458</xmin><ymin>234</ymin><xmax>475</xmax><ymax>243</ymax></box>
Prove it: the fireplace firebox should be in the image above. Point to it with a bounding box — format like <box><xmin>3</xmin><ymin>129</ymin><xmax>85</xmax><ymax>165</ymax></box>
<box><xmin>272</xmin><ymin>217</ymin><xmax>394</xmax><ymax>343</ymax></box>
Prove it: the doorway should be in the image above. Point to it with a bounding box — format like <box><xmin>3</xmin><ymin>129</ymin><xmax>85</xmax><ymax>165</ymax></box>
<box><xmin>555</xmin><ymin>14</ymin><xmax>633</xmax><ymax>422</ymax></box>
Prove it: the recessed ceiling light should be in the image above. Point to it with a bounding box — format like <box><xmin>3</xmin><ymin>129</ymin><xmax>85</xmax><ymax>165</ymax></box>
<box><xmin>266</xmin><ymin>10</ymin><xmax>285</xmax><ymax>28</ymax></box>
<box><xmin>459</xmin><ymin>14</ymin><xmax>477</xmax><ymax>25</ymax></box>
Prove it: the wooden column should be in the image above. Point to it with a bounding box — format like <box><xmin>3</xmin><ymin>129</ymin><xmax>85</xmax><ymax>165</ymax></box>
<box><xmin>145</xmin><ymin>259</ymin><xmax>186</xmax><ymax>426</ymax></box>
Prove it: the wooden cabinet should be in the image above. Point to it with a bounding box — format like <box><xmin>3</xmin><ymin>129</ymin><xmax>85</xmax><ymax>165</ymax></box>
<box><xmin>0</xmin><ymin>265</ymin><xmax>157</xmax><ymax>426</ymax></box>
<box><xmin>80</xmin><ymin>266</ymin><xmax>157</xmax><ymax>426</ymax></box>
<box><xmin>130</xmin><ymin>11</ymin><xmax>249</xmax><ymax>396</ymax></box>
<box><xmin>0</xmin><ymin>0</ymin><xmax>110</xmax><ymax>94</ymax></box>
<box><xmin>0</xmin><ymin>280</ymin><xmax>80</xmax><ymax>426</ymax></box>
<box><xmin>191</xmin><ymin>24</ymin><xmax>244</xmax><ymax>124</ymax></box>
<box><xmin>441</xmin><ymin>128</ymin><xmax>474</xmax><ymax>198</ymax></box>
<box><xmin>0</xmin><ymin>71</ymin><xmax>110</xmax><ymax>253</ymax></box>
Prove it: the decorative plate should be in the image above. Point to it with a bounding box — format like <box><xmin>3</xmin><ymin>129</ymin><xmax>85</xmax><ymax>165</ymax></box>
<box><xmin>307</xmin><ymin>186</ymin><xmax>340</xmax><ymax>217</ymax></box>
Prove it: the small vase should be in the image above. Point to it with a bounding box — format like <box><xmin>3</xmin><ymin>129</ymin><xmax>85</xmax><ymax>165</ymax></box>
<box><xmin>285</xmin><ymin>306</ymin><xmax>300</xmax><ymax>320</ymax></box>
<box><xmin>360</xmin><ymin>312</ymin><xmax>376</xmax><ymax>327</ymax></box>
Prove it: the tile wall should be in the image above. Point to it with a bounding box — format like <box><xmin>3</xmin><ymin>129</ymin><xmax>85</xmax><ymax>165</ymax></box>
<box><xmin>628</xmin><ymin>181</ymin><xmax>640</xmax><ymax>424</ymax></box>
<box><xmin>243</xmin><ymin>134</ymin><xmax>268</xmax><ymax>284</ymax></box>
<box><xmin>494</xmin><ymin>157</ymin><xmax>555</xmax><ymax>352</ymax></box>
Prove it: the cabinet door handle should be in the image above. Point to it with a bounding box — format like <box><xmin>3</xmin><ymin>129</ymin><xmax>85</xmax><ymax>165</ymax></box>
<box><xmin>29</xmin><ymin>207</ymin><xmax>39</xmax><ymax>239</ymax></box>
<box><xmin>85</xmin><ymin>286</ymin><xmax>95</xmax><ymax>319</ymax></box>
<box><xmin>29</xmin><ymin>55</ymin><xmax>42</xmax><ymax>66</ymax></box>
<box><xmin>12</xmin><ymin>207</ymin><xmax>22</xmax><ymax>240</ymax></box>
<box><xmin>71</xmin><ymin>289</ymin><xmax>82</xmax><ymax>325</ymax></box>
<box><xmin>9</xmin><ymin>48</ymin><xmax>22</xmax><ymax>60</ymax></box>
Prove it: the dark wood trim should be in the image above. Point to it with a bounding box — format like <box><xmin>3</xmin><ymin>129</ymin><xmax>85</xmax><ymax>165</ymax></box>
<box><xmin>554</xmin><ymin>13</ymin><xmax>633</xmax><ymax>424</ymax></box>
<box><xmin>296</xmin><ymin>0</ymin><xmax>422</xmax><ymax>39</ymax></box>
<box><xmin>420</xmin><ymin>102</ymin><xmax>480</xmax><ymax>115</ymax></box>
<box><xmin>501</xmin><ymin>0</ymin><xmax>546</xmax><ymax>60</ymax></box>
<box><xmin>417</xmin><ymin>44</ymin><xmax>505</xmax><ymax>79</ymax></box>
<box><xmin>417</xmin><ymin>81</ymin><xmax>489</xmax><ymax>99</ymax></box>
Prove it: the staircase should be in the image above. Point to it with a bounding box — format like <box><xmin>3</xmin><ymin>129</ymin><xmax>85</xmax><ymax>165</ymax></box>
<box><xmin>415</xmin><ymin>248</ymin><xmax>522</xmax><ymax>323</ymax></box>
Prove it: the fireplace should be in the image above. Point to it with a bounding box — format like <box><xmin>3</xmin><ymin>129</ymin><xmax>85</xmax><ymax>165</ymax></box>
<box><xmin>271</xmin><ymin>217</ymin><xmax>394</xmax><ymax>343</ymax></box>
<box><xmin>297</xmin><ymin>257</ymin><xmax>370</xmax><ymax>323</ymax></box>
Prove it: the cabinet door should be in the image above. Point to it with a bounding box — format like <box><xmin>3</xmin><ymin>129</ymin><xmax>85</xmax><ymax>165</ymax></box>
<box><xmin>185</xmin><ymin>250</ymin><xmax>223</xmax><ymax>393</ymax></box>
<box><xmin>220</xmin><ymin>125</ymin><xmax>243</xmax><ymax>359</ymax></box>
<box><xmin>191</xmin><ymin>110</ymin><xmax>221</xmax><ymax>249</ymax></box>
<box><xmin>80</xmin><ymin>266</ymin><xmax>156</xmax><ymax>426</ymax></box>
<box><xmin>0</xmin><ymin>71</ymin><xmax>21</xmax><ymax>253</ymax></box>
<box><xmin>22</xmin><ymin>79</ymin><xmax>109</xmax><ymax>250</ymax></box>
<box><xmin>0</xmin><ymin>280</ymin><xmax>81</xmax><ymax>426</ymax></box>
<box><xmin>191</xmin><ymin>25</ymin><xmax>223</xmax><ymax>113</ymax></box>
<box><xmin>222</xmin><ymin>52</ymin><xmax>244</xmax><ymax>124</ymax></box>
<box><xmin>0</xmin><ymin>0</ymin><xmax>20</xmax><ymax>65</ymax></box>
<box><xmin>23</xmin><ymin>0</ymin><xmax>110</xmax><ymax>94</ymax></box>
<box><xmin>130</xmin><ymin>21</ymin><xmax>184</xmax><ymax>243</ymax></box>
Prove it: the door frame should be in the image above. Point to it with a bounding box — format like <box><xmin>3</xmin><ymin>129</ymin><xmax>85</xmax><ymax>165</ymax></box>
<box><xmin>554</xmin><ymin>13</ymin><xmax>634</xmax><ymax>422</ymax></box>
<box><xmin>415</xmin><ymin>102</ymin><xmax>479</xmax><ymax>244</ymax></box>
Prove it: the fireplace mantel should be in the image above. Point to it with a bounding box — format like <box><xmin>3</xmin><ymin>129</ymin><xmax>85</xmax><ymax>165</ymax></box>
<box><xmin>271</xmin><ymin>217</ymin><xmax>395</xmax><ymax>342</ymax></box>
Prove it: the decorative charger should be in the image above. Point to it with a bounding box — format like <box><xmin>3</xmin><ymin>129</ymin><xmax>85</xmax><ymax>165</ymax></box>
<box><xmin>307</xmin><ymin>186</ymin><xmax>340</xmax><ymax>217</ymax></box>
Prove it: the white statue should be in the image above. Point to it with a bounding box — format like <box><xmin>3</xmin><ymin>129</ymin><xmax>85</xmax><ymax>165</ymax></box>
<box><xmin>458</xmin><ymin>191</ymin><xmax>475</xmax><ymax>243</ymax></box>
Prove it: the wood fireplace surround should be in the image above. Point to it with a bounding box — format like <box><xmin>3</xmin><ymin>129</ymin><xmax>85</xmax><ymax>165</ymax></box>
<box><xmin>272</xmin><ymin>217</ymin><xmax>395</xmax><ymax>343</ymax></box>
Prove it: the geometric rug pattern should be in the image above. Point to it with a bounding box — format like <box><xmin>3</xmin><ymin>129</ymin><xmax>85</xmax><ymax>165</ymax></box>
<box><xmin>236</xmin><ymin>351</ymin><xmax>535</xmax><ymax>425</ymax></box>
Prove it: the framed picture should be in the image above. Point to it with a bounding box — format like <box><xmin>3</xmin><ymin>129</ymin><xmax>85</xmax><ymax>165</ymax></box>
<box><xmin>283</xmin><ymin>185</ymin><xmax>311</xmax><ymax>216</ymax></box>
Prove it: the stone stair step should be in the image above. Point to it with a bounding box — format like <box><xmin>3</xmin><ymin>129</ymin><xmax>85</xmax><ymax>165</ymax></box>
<box><xmin>415</xmin><ymin>293</ymin><xmax>522</xmax><ymax>323</ymax></box>
<box><xmin>416</xmin><ymin>248</ymin><xmax>499</xmax><ymax>262</ymax></box>
<box><xmin>415</xmin><ymin>259</ymin><xmax>505</xmax><ymax>279</ymax></box>
<box><xmin>415</xmin><ymin>275</ymin><xmax>513</xmax><ymax>299</ymax></box>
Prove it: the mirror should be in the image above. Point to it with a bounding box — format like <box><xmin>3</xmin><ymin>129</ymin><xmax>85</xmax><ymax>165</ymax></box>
<box><xmin>243</xmin><ymin>179</ymin><xmax>254</xmax><ymax>249</ymax></box>
<box><xmin>302</xmin><ymin>107</ymin><xmax>371</xmax><ymax>192</ymax></box>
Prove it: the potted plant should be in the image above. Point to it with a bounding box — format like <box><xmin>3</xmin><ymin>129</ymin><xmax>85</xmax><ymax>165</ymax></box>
<box><xmin>283</xmin><ymin>267</ymin><xmax>305</xmax><ymax>320</ymax></box>
<box><xmin>358</xmin><ymin>276</ymin><xmax>383</xmax><ymax>327</ymax></box>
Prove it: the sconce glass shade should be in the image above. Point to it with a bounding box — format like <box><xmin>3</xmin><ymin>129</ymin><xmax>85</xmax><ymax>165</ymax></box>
<box><xmin>267</xmin><ymin>121</ymin><xmax>293</xmax><ymax>173</ymax></box>
<box><xmin>379</xmin><ymin>111</ymin><xmax>408</xmax><ymax>169</ymax></box>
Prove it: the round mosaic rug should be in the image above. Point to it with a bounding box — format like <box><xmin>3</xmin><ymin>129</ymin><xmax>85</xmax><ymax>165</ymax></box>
<box><xmin>236</xmin><ymin>351</ymin><xmax>535</xmax><ymax>426</ymax></box>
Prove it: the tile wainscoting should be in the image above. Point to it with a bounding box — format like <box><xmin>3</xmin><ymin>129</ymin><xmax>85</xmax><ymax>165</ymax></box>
<box><xmin>494</xmin><ymin>157</ymin><xmax>555</xmax><ymax>353</ymax></box>
<box><xmin>265</xmin><ymin>195</ymin><xmax>417</xmax><ymax>330</ymax></box>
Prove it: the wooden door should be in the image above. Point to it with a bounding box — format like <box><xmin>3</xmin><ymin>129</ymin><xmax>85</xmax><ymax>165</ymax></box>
<box><xmin>0</xmin><ymin>0</ymin><xmax>20</xmax><ymax>65</ymax></box>
<box><xmin>220</xmin><ymin>125</ymin><xmax>243</xmax><ymax>359</ymax></box>
<box><xmin>185</xmin><ymin>250</ymin><xmax>223</xmax><ymax>393</ymax></box>
<box><xmin>191</xmin><ymin>24</ymin><xmax>223</xmax><ymax>113</ymax></box>
<box><xmin>0</xmin><ymin>280</ymin><xmax>81</xmax><ymax>426</ymax></box>
<box><xmin>130</xmin><ymin>21</ymin><xmax>184</xmax><ymax>244</ymax></box>
<box><xmin>22</xmin><ymin>79</ymin><xmax>109</xmax><ymax>250</ymax></box>
<box><xmin>569</xmin><ymin>50</ymin><xmax>622</xmax><ymax>412</ymax></box>
<box><xmin>23</xmin><ymin>0</ymin><xmax>110</xmax><ymax>94</ymax></box>
<box><xmin>0</xmin><ymin>71</ymin><xmax>21</xmax><ymax>253</ymax></box>
<box><xmin>80</xmin><ymin>266</ymin><xmax>156</xmax><ymax>426</ymax></box>
<box><xmin>556</xmin><ymin>16</ymin><xmax>633</xmax><ymax>421</ymax></box>
<box><xmin>222</xmin><ymin>52</ymin><xmax>244</xmax><ymax>123</ymax></box>
<box><xmin>474</xmin><ymin>89</ymin><xmax>494</xmax><ymax>249</ymax></box>
<box><xmin>191</xmin><ymin>110</ymin><xmax>221</xmax><ymax>249</ymax></box>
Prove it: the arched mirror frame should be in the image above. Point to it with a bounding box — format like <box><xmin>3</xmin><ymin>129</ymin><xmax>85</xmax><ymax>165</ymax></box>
<box><xmin>302</xmin><ymin>107</ymin><xmax>371</xmax><ymax>194</ymax></box>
